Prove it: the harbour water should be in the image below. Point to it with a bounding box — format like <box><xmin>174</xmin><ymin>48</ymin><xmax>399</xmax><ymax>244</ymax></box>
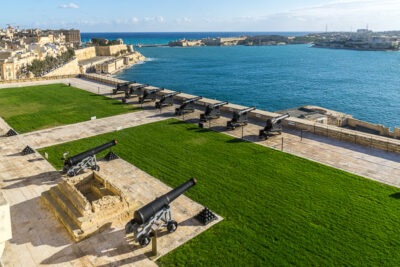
<box><xmin>82</xmin><ymin>32</ymin><xmax>400</xmax><ymax>128</ymax></box>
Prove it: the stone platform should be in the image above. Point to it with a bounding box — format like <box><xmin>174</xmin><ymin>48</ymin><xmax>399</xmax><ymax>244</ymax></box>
<box><xmin>42</xmin><ymin>171</ymin><xmax>135</xmax><ymax>242</ymax></box>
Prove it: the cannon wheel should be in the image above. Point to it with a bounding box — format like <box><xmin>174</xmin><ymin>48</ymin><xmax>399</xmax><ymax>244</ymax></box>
<box><xmin>122</xmin><ymin>98</ymin><xmax>126</xmax><ymax>104</ymax></box>
<box><xmin>167</xmin><ymin>220</ymin><xmax>178</xmax><ymax>233</ymax></box>
<box><xmin>113</xmin><ymin>89</ymin><xmax>117</xmax><ymax>95</ymax></box>
<box><xmin>139</xmin><ymin>236</ymin><xmax>150</xmax><ymax>247</ymax></box>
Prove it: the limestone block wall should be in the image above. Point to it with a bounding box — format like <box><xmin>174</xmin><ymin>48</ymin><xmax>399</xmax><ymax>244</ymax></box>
<box><xmin>96</xmin><ymin>44</ymin><xmax>130</xmax><ymax>56</ymax></box>
<box><xmin>346</xmin><ymin>117</ymin><xmax>394</xmax><ymax>137</ymax></box>
<box><xmin>0</xmin><ymin>74</ymin><xmax>79</xmax><ymax>84</ymax></box>
<box><xmin>44</xmin><ymin>58</ymin><xmax>81</xmax><ymax>77</ymax></box>
<box><xmin>82</xmin><ymin>74</ymin><xmax>400</xmax><ymax>154</ymax></box>
<box><xmin>75</xmin><ymin>47</ymin><xmax>97</xmax><ymax>61</ymax></box>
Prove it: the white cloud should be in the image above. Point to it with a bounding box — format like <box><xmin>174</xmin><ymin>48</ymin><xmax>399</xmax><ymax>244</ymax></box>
<box><xmin>131</xmin><ymin>17</ymin><xmax>139</xmax><ymax>23</ymax></box>
<box><xmin>214</xmin><ymin>0</ymin><xmax>400</xmax><ymax>31</ymax></box>
<box><xmin>143</xmin><ymin>17</ymin><xmax>154</xmax><ymax>22</ymax></box>
<box><xmin>157</xmin><ymin>16</ymin><xmax>165</xmax><ymax>23</ymax></box>
<box><xmin>59</xmin><ymin>3</ymin><xmax>79</xmax><ymax>9</ymax></box>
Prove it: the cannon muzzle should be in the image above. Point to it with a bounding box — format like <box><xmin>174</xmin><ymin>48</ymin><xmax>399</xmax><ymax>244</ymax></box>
<box><xmin>134</xmin><ymin>178</ymin><xmax>197</xmax><ymax>225</ymax></box>
<box><xmin>65</xmin><ymin>140</ymin><xmax>117</xmax><ymax>167</ymax></box>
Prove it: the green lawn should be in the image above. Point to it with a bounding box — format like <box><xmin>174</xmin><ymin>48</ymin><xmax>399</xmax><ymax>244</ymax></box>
<box><xmin>38</xmin><ymin>119</ymin><xmax>400</xmax><ymax>266</ymax></box>
<box><xmin>0</xmin><ymin>83</ymin><xmax>139</xmax><ymax>133</ymax></box>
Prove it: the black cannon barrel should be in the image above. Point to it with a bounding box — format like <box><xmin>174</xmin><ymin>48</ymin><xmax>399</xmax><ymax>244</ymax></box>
<box><xmin>134</xmin><ymin>178</ymin><xmax>197</xmax><ymax>225</ymax></box>
<box><xmin>237</xmin><ymin>106</ymin><xmax>256</xmax><ymax>115</ymax></box>
<box><xmin>146</xmin><ymin>87</ymin><xmax>164</xmax><ymax>93</ymax></box>
<box><xmin>66</xmin><ymin>140</ymin><xmax>117</xmax><ymax>166</ymax></box>
<box><xmin>137</xmin><ymin>84</ymin><xmax>149</xmax><ymax>88</ymax></box>
<box><xmin>183</xmin><ymin>96</ymin><xmax>202</xmax><ymax>104</ymax></box>
<box><xmin>210</xmin><ymin>101</ymin><xmax>228</xmax><ymax>108</ymax></box>
<box><xmin>163</xmin><ymin>91</ymin><xmax>181</xmax><ymax>99</ymax></box>
<box><xmin>271</xmin><ymin>113</ymin><xmax>290</xmax><ymax>123</ymax></box>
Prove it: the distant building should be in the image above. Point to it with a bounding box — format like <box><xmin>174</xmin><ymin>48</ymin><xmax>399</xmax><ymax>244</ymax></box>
<box><xmin>357</xmin><ymin>29</ymin><xmax>372</xmax><ymax>34</ymax></box>
<box><xmin>56</xmin><ymin>29</ymin><xmax>81</xmax><ymax>44</ymax></box>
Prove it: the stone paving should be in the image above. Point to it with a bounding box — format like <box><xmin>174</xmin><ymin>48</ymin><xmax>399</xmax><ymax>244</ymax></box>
<box><xmin>1</xmin><ymin>78</ymin><xmax>400</xmax><ymax>266</ymax></box>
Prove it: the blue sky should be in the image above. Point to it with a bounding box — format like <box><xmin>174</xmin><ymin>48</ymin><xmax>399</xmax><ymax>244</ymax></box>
<box><xmin>1</xmin><ymin>0</ymin><xmax>399</xmax><ymax>32</ymax></box>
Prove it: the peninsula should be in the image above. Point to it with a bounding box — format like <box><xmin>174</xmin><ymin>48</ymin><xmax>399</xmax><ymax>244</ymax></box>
<box><xmin>137</xmin><ymin>29</ymin><xmax>400</xmax><ymax>51</ymax></box>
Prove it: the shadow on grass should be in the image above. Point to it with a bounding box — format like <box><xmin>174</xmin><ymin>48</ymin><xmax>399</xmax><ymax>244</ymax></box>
<box><xmin>389</xmin><ymin>193</ymin><xmax>400</xmax><ymax>199</ymax></box>
<box><xmin>226</xmin><ymin>138</ymin><xmax>247</xmax><ymax>144</ymax></box>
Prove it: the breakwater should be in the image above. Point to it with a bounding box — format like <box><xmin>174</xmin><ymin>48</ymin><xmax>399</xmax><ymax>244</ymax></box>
<box><xmin>82</xmin><ymin>73</ymin><xmax>400</xmax><ymax>154</ymax></box>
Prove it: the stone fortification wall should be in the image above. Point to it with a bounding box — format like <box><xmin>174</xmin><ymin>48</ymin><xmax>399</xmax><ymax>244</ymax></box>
<box><xmin>44</xmin><ymin>58</ymin><xmax>80</xmax><ymax>77</ymax></box>
<box><xmin>346</xmin><ymin>117</ymin><xmax>400</xmax><ymax>139</ymax></box>
<box><xmin>75</xmin><ymin>45</ymin><xmax>132</xmax><ymax>61</ymax></box>
<box><xmin>75</xmin><ymin>47</ymin><xmax>97</xmax><ymax>61</ymax></box>
<box><xmin>82</xmin><ymin>73</ymin><xmax>400</xmax><ymax>154</ymax></box>
<box><xmin>0</xmin><ymin>74</ymin><xmax>79</xmax><ymax>84</ymax></box>
<box><xmin>95</xmin><ymin>44</ymin><xmax>130</xmax><ymax>56</ymax></box>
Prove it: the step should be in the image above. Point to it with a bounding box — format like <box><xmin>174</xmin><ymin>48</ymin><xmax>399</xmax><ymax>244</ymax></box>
<box><xmin>58</xmin><ymin>182</ymin><xmax>91</xmax><ymax>216</ymax></box>
<box><xmin>49</xmin><ymin>186</ymin><xmax>87</xmax><ymax>227</ymax></box>
<box><xmin>41</xmin><ymin>191</ymin><xmax>84</xmax><ymax>242</ymax></box>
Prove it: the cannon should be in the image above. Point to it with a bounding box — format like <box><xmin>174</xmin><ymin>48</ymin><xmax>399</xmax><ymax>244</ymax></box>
<box><xmin>125</xmin><ymin>178</ymin><xmax>197</xmax><ymax>247</ymax></box>
<box><xmin>175</xmin><ymin>96</ymin><xmax>202</xmax><ymax>116</ymax></box>
<box><xmin>259</xmin><ymin>113</ymin><xmax>290</xmax><ymax>140</ymax></box>
<box><xmin>198</xmin><ymin>101</ymin><xmax>228</xmax><ymax>128</ymax></box>
<box><xmin>113</xmin><ymin>81</ymin><xmax>136</xmax><ymax>95</ymax></box>
<box><xmin>122</xmin><ymin>84</ymin><xmax>149</xmax><ymax>103</ymax></box>
<box><xmin>155</xmin><ymin>91</ymin><xmax>181</xmax><ymax>109</ymax></box>
<box><xmin>62</xmin><ymin>140</ymin><xmax>117</xmax><ymax>177</ymax></box>
<box><xmin>227</xmin><ymin>107</ymin><xmax>256</xmax><ymax>130</ymax></box>
<box><xmin>138</xmin><ymin>88</ymin><xmax>164</xmax><ymax>104</ymax></box>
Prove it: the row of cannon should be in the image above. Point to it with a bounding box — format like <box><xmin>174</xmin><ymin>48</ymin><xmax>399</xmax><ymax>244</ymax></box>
<box><xmin>114</xmin><ymin>81</ymin><xmax>290</xmax><ymax>140</ymax></box>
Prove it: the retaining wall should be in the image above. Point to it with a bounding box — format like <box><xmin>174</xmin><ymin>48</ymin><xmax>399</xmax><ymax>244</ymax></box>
<box><xmin>44</xmin><ymin>58</ymin><xmax>80</xmax><ymax>77</ymax></box>
<box><xmin>0</xmin><ymin>74</ymin><xmax>79</xmax><ymax>84</ymax></box>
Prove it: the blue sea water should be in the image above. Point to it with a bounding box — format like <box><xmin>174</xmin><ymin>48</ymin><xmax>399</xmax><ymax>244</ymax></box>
<box><xmin>82</xmin><ymin>32</ymin><xmax>400</xmax><ymax>128</ymax></box>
